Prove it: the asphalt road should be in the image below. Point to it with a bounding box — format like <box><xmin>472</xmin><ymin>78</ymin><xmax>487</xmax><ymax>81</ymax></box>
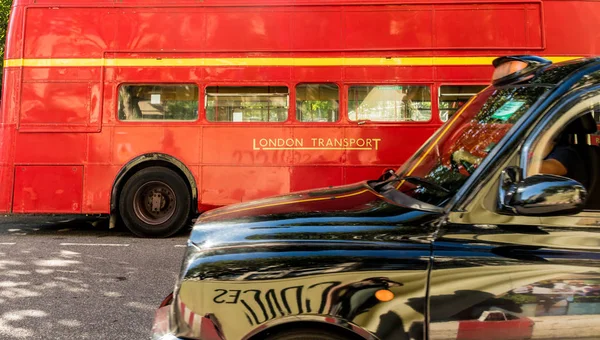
<box><xmin>0</xmin><ymin>215</ymin><xmax>190</xmax><ymax>340</ymax></box>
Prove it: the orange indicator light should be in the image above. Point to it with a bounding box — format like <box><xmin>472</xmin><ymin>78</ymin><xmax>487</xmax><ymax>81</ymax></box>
<box><xmin>375</xmin><ymin>289</ymin><xmax>394</xmax><ymax>302</ymax></box>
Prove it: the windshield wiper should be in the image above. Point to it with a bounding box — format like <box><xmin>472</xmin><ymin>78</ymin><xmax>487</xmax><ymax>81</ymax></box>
<box><xmin>371</xmin><ymin>170</ymin><xmax>450</xmax><ymax>194</ymax></box>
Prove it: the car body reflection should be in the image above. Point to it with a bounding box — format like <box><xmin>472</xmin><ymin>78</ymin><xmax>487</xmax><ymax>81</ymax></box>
<box><xmin>153</xmin><ymin>56</ymin><xmax>600</xmax><ymax>340</ymax></box>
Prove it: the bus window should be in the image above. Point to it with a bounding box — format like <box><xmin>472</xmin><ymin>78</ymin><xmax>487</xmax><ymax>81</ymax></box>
<box><xmin>118</xmin><ymin>84</ymin><xmax>199</xmax><ymax>121</ymax></box>
<box><xmin>206</xmin><ymin>86</ymin><xmax>288</xmax><ymax>122</ymax></box>
<box><xmin>296</xmin><ymin>84</ymin><xmax>339</xmax><ymax>122</ymax></box>
<box><xmin>439</xmin><ymin>85</ymin><xmax>487</xmax><ymax>122</ymax></box>
<box><xmin>348</xmin><ymin>85</ymin><xmax>431</xmax><ymax>122</ymax></box>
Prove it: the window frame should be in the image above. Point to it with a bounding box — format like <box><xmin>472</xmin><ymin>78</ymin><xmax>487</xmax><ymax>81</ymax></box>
<box><xmin>116</xmin><ymin>82</ymin><xmax>201</xmax><ymax>123</ymax></box>
<box><xmin>203</xmin><ymin>83</ymin><xmax>291</xmax><ymax>124</ymax></box>
<box><xmin>448</xmin><ymin>86</ymin><xmax>600</xmax><ymax>229</ymax></box>
<box><xmin>294</xmin><ymin>82</ymin><xmax>342</xmax><ymax>124</ymax></box>
<box><xmin>520</xmin><ymin>89</ymin><xmax>600</xmax><ymax>218</ymax></box>
<box><xmin>345</xmin><ymin>83</ymin><xmax>434</xmax><ymax>124</ymax></box>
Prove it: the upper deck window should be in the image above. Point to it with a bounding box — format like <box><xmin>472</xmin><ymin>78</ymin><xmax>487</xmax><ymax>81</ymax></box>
<box><xmin>206</xmin><ymin>86</ymin><xmax>288</xmax><ymax>122</ymax></box>
<box><xmin>439</xmin><ymin>85</ymin><xmax>487</xmax><ymax>122</ymax></box>
<box><xmin>348</xmin><ymin>85</ymin><xmax>431</xmax><ymax>122</ymax></box>
<box><xmin>296</xmin><ymin>84</ymin><xmax>339</xmax><ymax>122</ymax></box>
<box><xmin>118</xmin><ymin>84</ymin><xmax>199</xmax><ymax>121</ymax></box>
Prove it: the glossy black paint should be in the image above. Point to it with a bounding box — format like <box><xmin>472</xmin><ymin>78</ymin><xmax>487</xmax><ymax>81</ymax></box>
<box><xmin>153</xmin><ymin>57</ymin><xmax>600</xmax><ymax>340</ymax></box>
<box><xmin>429</xmin><ymin>224</ymin><xmax>600</xmax><ymax>340</ymax></box>
<box><xmin>176</xmin><ymin>200</ymin><xmax>439</xmax><ymax>340</ymax></box>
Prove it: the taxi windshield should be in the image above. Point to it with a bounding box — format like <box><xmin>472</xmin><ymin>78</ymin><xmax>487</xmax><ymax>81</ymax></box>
<box><xmin>390</xmin><ymin>84</ymin><xmax>551</xmax><ymax>207</ymax></box>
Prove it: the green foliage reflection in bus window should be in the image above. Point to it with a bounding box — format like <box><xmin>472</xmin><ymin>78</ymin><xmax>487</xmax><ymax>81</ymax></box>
<box><xmin>118</xmin><ymin>84</ymin><xmax>199</xmax><ymax>121</ymax></box>
<box><xmin>296</xmin><ymin>84</ymin><xmax>339</xmax><ymax>122</ymax></box>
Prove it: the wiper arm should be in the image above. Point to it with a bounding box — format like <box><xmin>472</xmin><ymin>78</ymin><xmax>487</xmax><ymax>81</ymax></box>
<box><xmin>401</xmin><ymin>176</ymin><xmax>451</xmax><ymax>194</ymax></box>
<box><xmin>371</xmin><ymin>170</ymin><xmax>450</xmax><ymax>194</ymax></box>
<box><xmin>367</xmin><ymin>170</ymin><xmax>447</xmax><ymax>213</ymax></box>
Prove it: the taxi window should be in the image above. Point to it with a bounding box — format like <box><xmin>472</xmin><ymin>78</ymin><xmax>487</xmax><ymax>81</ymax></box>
<box><xmin>589</xmin><ymin>104</ymin><xmax>600</xmax><ymax>146</ymax></box>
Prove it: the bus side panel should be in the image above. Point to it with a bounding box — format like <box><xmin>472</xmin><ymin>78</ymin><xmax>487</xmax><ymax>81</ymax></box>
<box><xmin>291</xmin><ymin>9</ymin><xmax>342</xmax><ymax>50</ymax></box>
<box><xmin>0</xmin><ymin>68</ymin><xmax>21</xmax><ymax>213</ymax></box>
<box><xmin>344</xmin><ymin>5</ymin><xmax>433</xmax><ymax>50</ymax></box>
<box><xmin>203</xmin><ymin>65</ymin><xmax>291</xmax><ymax>82</ymax></box>
<box><xmin>290</xmin><ymin>127</ymin><xmax>345</xmax><ymax>166</ymax></box>
<box><xmin>204</xmin><ymin>9</ymin><xmax>291</xmax><ymax>52</ymax></box>
<box><xmin>13</xmin><ymin>165</ymin><xmax>83</xmax><ymax>213</ymax></box>
<box><xmin>435</xmin><ymin>66</ymin><xmax>493</xmax><ymax>82</ymax></box>
<box><xmin>112</xmin><ymin>126</ymin><xmax>201</xmax><ymax>166</ymax></box>
<box><xmin>117</xmin><ymin>10</ymin><xmax>207</xmax><ymax>52</ymax></box>
<box><xmin>344</xmin><ymin>66</ymin><xmax>433</xmax><ymax>82</ymax></box>
<box><xmin>287</xmin><ymin>127</ymin><xmax>344</xmax><ymax>191</ymax></box>
<box><xmin>15</xmin><ymin>133</ymin><xmax>87</xmax><ymax>164</ymax></box>
<box><xmin>0</xmin><ymin>123</ymin><xmax>15</xmax><ymax>214</ymax></box>
<box><xmin>202</xmin><ymin>127</ymin><xmax>292</xmax><ymax>166</ymax></box>
<box><xmin>201</xmin><ymin>166</ymin><xmax>290</xmax><ymax>206</ymax></box>
<box><xmin>433</xmin><ymin>3</ymin><xmax>543</xmax><ymax>50</ymax></box>
<box><xmin>290</xmin><ymin>166</ymin><xmax>344</xmax><ymax>192</ymax></box>
<box><xmin>0</xmin><ymin>165</ymin><xmax>12</xmax><ymax>213</ymax></box>
<box><xmin>23</xmin><ymin>7</ymin><xmax>116</xmax><ymax>58</ymax></box>
<box><xmin>543</xmin><ymin>1</ymin><xmax>600</xmax><ymax>55</ymax></box>
<box><xmin>82</xmin><ymin>165</ymin><xmax>120</xmax><ymax>213</ymax></box>
<box><xmin>344</xmin><ymin>166</ymin><xmax>390</xmax><ymax>185</ymax></box>
<box><xmin>4</xmin><ymin>5</ymin><xmax>24</xmax><ymax>60</ymax></box>
<box><xmin>87</xmin><ymin>127</ymin><xmax>113</xmax><ymax>164</ymax></box>
<box><xmin>344</xmin><ymin>126</ymin><xmax>438</xmax><ymax>165</ymax></box>
<box><xmin>19</xmin><ymin>81</ymin><xmax>102</xmax><ymax>130</ymax></box>
<box><xmin>201</xmin><ymin>126</ymin><xmax>293</xmax><ymax>205</ymax></box>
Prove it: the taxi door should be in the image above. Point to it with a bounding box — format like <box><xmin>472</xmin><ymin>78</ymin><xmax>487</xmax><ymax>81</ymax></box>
<box><xmin>428</xmin><ymin>89</ymin><xmax>600</xmax><ymax>340</ymax></box>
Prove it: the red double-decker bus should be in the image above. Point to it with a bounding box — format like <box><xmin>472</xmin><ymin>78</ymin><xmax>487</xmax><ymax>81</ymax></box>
<box><xmin>1</xmin><ymin>0</ymin><xmax>598</xmax><ymax>237</ymax></box>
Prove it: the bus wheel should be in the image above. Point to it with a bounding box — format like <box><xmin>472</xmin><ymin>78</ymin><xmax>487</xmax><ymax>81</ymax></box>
<box><xmin>264</xmin><ymin>328</ymin><xmax>350</xmax><ymax>340</ymax></box>
<box><xmin>119</xmin><ymin>166</ymin><xmax>191</xmax><ymax>238</ymax></box>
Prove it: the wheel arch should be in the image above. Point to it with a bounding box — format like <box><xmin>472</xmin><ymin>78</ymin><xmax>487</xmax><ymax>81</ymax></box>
<box><xmin>110</xmin><ymin>153</ymin><xmax>198</xmax><ymax>222</ymax></box>
<box><xmin>243</xmin><ymin>317</ymin><xmax>376</xmax><ymax>340</ymax></box>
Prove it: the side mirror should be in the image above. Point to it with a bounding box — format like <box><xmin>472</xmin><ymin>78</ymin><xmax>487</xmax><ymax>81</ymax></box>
<box><xmin>497</xmin><ymin>166</ymin><xmax>587</xmax><ymax>216</ymax></box>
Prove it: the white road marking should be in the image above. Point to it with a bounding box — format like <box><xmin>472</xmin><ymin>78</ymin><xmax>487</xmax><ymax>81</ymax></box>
<box><xmin>0</xmin><ymin>243</ymin><xmax>16</xmax><ymax>245</ymax></box>
<box><xmin>59</xmin><ymin>243</ymin><xmax>130</xmax><ymax>247</ymax></box>
<box><xmin>174</xmin><ymin>245</ymin><xmax>186</xmax><ymax>248</ymax></box>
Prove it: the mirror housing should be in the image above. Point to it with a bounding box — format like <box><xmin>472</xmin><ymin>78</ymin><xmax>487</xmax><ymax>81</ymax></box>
<box><xmin>497</xmin><ymin>166</ymin><xmax>587</xmax><ymax>216</ymax></box>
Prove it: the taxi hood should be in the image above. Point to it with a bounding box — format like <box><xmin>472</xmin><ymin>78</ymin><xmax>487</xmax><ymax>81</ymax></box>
<box><xmin>196</xmin><ymin>181</ymin><xmax>426</xmax><ymax>224</ymax></box>
<box><xmin>196</xmin><ymin>181</ymin><xmax>441</xmax><ymax>224</ymax></box>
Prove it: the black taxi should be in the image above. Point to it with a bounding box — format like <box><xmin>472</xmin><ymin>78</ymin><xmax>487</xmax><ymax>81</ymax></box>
<box><xmin>152</xmin><ymin>56</ymin><xmax>600</xmax><ymax>340</ymax></box>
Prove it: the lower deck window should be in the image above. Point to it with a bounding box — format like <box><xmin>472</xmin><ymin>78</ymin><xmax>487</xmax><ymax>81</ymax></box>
<box><xmin>118</xmin><ymin>84</ymin><xmax>199</xmax><ymax>121</ymax></box>
<box><xmin>296</xmin><ymin>84</ymin><xmax>339</xmax><ymax>122</ymax></box>
<box><xmin>348</xmin><ymin>85</ymin><xmax>431</xmax><ymax>122</ymax></box>
<box><xmin>206</xmin><ymin>86</ymin><xmax>288</xmax><ymax>122</ymax></box>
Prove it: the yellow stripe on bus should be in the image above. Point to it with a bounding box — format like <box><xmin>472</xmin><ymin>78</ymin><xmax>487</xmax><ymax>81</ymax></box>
<box><xmin>3</xmin><ymin>56</ymin><xmax>584</xmax><ymax>68</ymax></box>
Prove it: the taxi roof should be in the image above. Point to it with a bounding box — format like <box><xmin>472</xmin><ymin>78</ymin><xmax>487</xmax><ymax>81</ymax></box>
<box><xmin>509</xmin><ymin>57</ymin><xmax>600</xmax><ymax>87</ymax></box>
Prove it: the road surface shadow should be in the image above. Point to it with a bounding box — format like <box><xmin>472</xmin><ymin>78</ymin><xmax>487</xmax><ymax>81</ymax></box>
<box><xmin>0</xmin><ymin>215</ymin><xmax>193</xmax><ymax>239</ymax></box>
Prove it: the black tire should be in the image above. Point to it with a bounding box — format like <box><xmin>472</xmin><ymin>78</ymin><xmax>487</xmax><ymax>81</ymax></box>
<box><xmin>264</xmin><ymin>328</ymin><xmax>351</xmax><ymax>340</ymax></box>
<box><xmin>118</xmin><ymin>166</ymin><xmax>191</xmax><ymax>238</ymax></box>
